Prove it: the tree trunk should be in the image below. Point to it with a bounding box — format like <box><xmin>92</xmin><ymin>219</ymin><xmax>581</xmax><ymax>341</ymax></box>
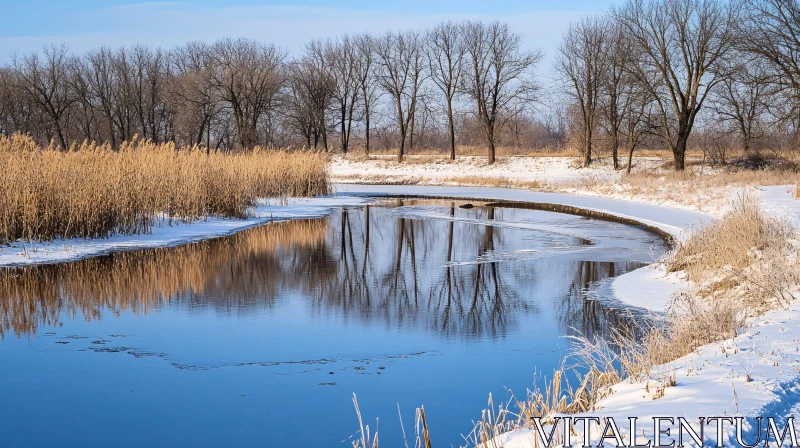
<box><xmin>396</xmin><ymin>96</ymin><xmax>405</xmax><ymax>163</ymax></box>
<box><xmin>409</xmin><ymin>112</ymin><xmax>415</xmax><ymax>152</ymax></box>
<box><xmin>340</xmin><ymin>105</ymin><xmax>348</xmax><ymax>153</ymax></box>
<box><xmin>363</xmin><ymin>88</ymin><xmax>371</xmax><ymax>157</ymax></box>
<box><xmin>583</xmin><ymin>126</ymin><xmax>592</xmax><ymax>167</ymax></box>
<box><xmin>447</xmin><ymin>97</ymin><xmax>456</xmax><ymax>161</ymax></box>
<box><xmin>673</xmin><ymin>134</ymin><xmax>688</xmax><ymax>171</ymax></box>
<box><xmin>364</xmin><ymin>109</ymin><xmax>370</xmax><ymax>157</ymax></box>
<box><xmin>611</xmin><ymin>132</ymin><xmax>619</xmax><ymax>170</ymax></box>
<box><xmin>485</xmin><ymin>120</ymin><xmax>496</xmax><ymax>165</ymax></box>
<box><xmin>626</xmin><ymin>143</ymin><xmax>635</xmax><ymax>175</ymax></box>
<box><xmin>55</xmin><ymin>122</ymin><xmax>68</xmax><ymax>150</ymax></box>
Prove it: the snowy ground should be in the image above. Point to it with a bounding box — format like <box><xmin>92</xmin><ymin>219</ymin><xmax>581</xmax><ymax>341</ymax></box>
<box><xmin>331</xmin><ymin>155</ymin><xmax>665</xmax><ymax>185</ymax></box>
<box><xmin>330</xmin><ymin>155</ymin><xmax>738</xmax><ymax>216</ymax></box>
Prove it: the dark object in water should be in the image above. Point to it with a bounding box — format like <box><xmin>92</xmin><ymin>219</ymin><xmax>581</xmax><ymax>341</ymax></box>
<box><xmin>459</xmin><ymin>203</ymin><xmax>474</xmax><ymax>209</ymax></box>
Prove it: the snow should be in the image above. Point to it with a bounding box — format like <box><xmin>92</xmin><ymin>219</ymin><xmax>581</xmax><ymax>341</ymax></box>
<box><xmin>0</xmin><ymin>197</ymin><xmax>373</xmax><ymax>267</ymax></box>
<box><xmin>333</xmin><ymin>184</ymin><xmax>711</xmax><ymax>240</ymax></box>
<box><xmin>330</xmin><ymin>155</ymin><xmax>665</xmax><ymax>185</ymax></box>
<box><xmin>760</xmin><ymin>185</ymin><xmax>800</xmax><ymax>227</ymax></box>
<box><xmin>605</xmin><ymin>264</ymin><xmax>689</xmax><ymax>314</ymax></box>
<box><xmin>492</xmin><ymin>300</ymin><xmax>800</xmax><ymax>448</ymax></box>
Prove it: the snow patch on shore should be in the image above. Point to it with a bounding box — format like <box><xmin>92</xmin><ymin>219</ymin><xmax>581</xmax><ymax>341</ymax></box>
<box><xmin>0</xmin><ymin>197</ymin><xmax>373</xmax><ymax>267</ymax></box>
<box><xmin>607</xmin><ymin>264</ymin><xmax>688</xmax><ymax>314</ymax></box>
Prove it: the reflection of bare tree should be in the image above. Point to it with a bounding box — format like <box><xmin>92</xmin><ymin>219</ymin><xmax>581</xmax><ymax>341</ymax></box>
<box><xmin>0</xmin><ymin>202</ymin><xmax>652</xmax><ymax>342</ymax></box>
<box><xmin>558</xmin><ymin>260</ymin><xmax>645</xmax><ymax>341</ymax></box>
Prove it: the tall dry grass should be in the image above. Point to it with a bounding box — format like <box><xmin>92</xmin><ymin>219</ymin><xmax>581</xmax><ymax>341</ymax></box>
<box><xmin>0</xmin><ymin>134</ymin><xmax>328</xmax><ymax>243</ymax></box>
<box><xmin>668</xmin><ymin>194</ymin><xmax>799</xmax><ymax>308</ymax></box>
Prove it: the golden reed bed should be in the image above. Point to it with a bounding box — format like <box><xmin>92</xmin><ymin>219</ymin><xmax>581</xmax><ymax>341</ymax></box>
<box><xmin>0</xmin><ymin>134</ymin><xmax>329</xmax><ymax>243</ymax></box>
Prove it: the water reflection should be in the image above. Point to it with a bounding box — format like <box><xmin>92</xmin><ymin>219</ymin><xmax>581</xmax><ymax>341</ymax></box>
<box><xmin>0</xmin><ymin>201</ymin><xmax>659</xmax><ymax>342</ymax></box>
<box><xmin>0</xmin><ymin>200</ymin><xmax>668</xmax><ymax>448</ymax></box>
<box><xmin>558</xmin><ymin>260</ymin><xmax>647</xmax><ymax>341</ymax></box>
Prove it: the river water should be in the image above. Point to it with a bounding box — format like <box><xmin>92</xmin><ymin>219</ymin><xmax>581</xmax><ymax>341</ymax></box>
<box><xmin>0</xmin><ymin>199</ymin><xmax>666</xmax><ymax>447</ymax></box>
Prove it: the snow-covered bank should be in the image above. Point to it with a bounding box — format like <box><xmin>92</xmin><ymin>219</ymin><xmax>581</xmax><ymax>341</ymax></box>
<box><xmin>331</xmin><ymin>155</ymin><xmax>666</xmax><ymax>185</ymax></box>
<box><xmin>334</xmin><ymin>184</ymin><xmax>711</xmax><ymax>240</ymax></box>
<box><xmin>330</xmin><ymin>155</ymin><xmax>740</xmax><ymax>215</ymax></box>
<box><xmin>0</xmin><ymin>197</ymin><xmax>373</xmax><ymax>267</ymax></box>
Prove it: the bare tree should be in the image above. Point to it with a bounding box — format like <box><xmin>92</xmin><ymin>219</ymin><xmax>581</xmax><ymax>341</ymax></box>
<box><xmin>616</xmin><ymin>0</ymin><xmax>739</xmax><ymax>171</ymax></box>
<box><xmin>710</xmin><ymin>53</ymin><xmax>770</xmax><ymax>154</ymax></box>
<box><xmin>171</xmin><ymin>42</ymin><xmax>219</xmax><ymax>149</ymax></box>
<box><xmin>601</xmin><ymin>18</ymin><xmax>631</xmax><ymax>170</ymax></box>
<box><xmin>69</xmin><ymin>58</ymin><xmax>98</xmax><ymax>142</ymax></box>
<box><xmin>110</xmin><ymin>47</ymin><xmax>137</xmax><ymax>142</ymax></box>
<box><xmin>208</xmin><ymin>38</ymin><xmax>285</xmax><ymax>149</ymax></box>
<box><xmin>462</xmin><ymin>21</ymin><xmax>541</xmax><ymax>164</ymax></box>
<box><xmin>354</xmin><ymin>34</ymin><xmax>380</xmax><ymax>156</ymax></box>
<box><xmin>426</xmin><ymin>21</ymin><xmax>465</xmax><ymax>160</ymax></box>
<box><xmin>374</xmin><ymin>30</ymin><xmax>425</xmax><ymax>162</ymax></box>
<box><xmin>622</xmin><ymin>77</ymin><xmax>657</xmax><ymax>174</ymax></box>
<box><xmin>0</xmin><ymin>68</ymin><xmax>33</xmax><ymax>137</ymax></box>
<box><xmin>84</xmin><ymin>47</ymin><xmax>119</xmax><ymax>146</ymax></box>
<box><xmin>14</xmin><ymin>44</ymin><xmax>77</xmax><ymax>149</ymax></box>
<box><xmin>128</xmin><ymin>45</ymin><xmax>169</xmax><ymax>143</ymax></box>
<box><xmin>285</xmin><ymin>52</ymin><xmax>336</xmax><ymax>150</ymax></box>
<box><xmin>327</xmin><ymin>36</ymin><xmax>362</xmax><ymax>153</ymax></box>
<box><xmin>558</xmin><ymin>16</ymin><xmax>609</xmax><ymax>167</ymax></box>
<box><xmin>738</xmin><ymin>0</ymin><xmax>800</xmax><ymax>133</ymax></box>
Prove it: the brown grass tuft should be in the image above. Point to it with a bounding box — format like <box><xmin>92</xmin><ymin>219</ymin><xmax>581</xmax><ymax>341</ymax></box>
<box><xmin>667</xmin><ymin>193</ymin><xmax>799</xmax><ymax>308</ymax></box>
<box><xmin>0</xmin><ymin>134</ymin><xmax>328</xmax><ymax>243</ymax></box>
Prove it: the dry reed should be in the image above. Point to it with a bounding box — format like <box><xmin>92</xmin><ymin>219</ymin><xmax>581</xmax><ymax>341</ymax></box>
<box><xmin>668</xmin><ymin>193</ymin><xmax>799</xmax><ymax>308</ymax></box>
<box><xmin>0</xmin><ymin>134</ymin><xmax>328</xmax><ymax>243</ymax></box>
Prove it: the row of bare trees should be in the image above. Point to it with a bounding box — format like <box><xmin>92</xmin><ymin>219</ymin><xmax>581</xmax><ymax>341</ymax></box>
<box><xmin>0</xmin><ymin>21</ymin><xmax>542</xmax><ymax>164</ymax></box>
<box><xmin>559</xmin><ymin>0</ymin><xmax>800</xmax><ymax>171</ymax></box>
<box><xmin>7</xmin><ymin>0</ymin><xmax>800</xmax><ymax>170</ymax></box>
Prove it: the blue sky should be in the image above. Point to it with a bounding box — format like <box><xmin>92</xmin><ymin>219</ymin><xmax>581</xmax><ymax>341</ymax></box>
<box><xmin>0</xmin><ymin>1</ymin><xmax>619</xmax><ymax>63</ymax></box>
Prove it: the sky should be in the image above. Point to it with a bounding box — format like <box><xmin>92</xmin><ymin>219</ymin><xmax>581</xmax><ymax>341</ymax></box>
<box><xmin>0</xmin><ymin>0</ymin><xmax>619</xmax><ymax>66</ymax></box>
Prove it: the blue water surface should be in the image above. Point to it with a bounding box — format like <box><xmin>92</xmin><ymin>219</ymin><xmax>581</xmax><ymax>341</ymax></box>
<box><xmin>0</xmin><ymin>200</ymin><xmax>666</xmax><ymax>447</ymax></box>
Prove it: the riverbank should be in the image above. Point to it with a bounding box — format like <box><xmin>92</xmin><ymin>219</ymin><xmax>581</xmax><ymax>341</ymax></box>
<box><xmin>0</xmin><ymin>197</ymin><xmax>372</xmax><ymax>267</ymax></box>
<box><xmin>331</xmin><ymin>154</ymin><xmax>800</xmax><ymax>216</ymax></box>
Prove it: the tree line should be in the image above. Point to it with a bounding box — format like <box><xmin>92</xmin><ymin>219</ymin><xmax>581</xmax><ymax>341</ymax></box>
<box><xmin>0</xmin><ymin>22</ymin><xmax>542</xmax><ymax>164</ymax></box>
<box><xmin>4</xmin><ymin>0</ymin><xmax>800</xmax><ymax>170</ymax></box>
<box><xmin>560</xmin><ymin>0</ymin><xmax>800</xmax><ymax>171</ymax></box>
